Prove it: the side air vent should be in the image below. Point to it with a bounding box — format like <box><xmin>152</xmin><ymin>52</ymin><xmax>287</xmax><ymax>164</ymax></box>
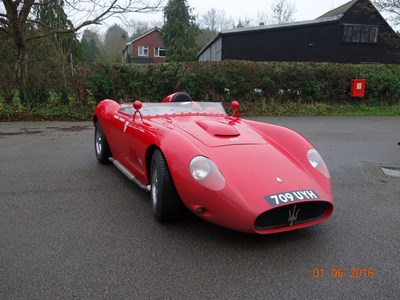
<box><xmin>196</xmin><ymin>120</ymin><xmax>240</xmax><ymax>137</ymax></box>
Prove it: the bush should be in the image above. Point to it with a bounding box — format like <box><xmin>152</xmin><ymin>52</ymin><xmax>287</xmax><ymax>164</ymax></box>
<box><xmin>82</xmin><ymin>61</ymin><xmax>400</xmax><ymax>107</ymax></box>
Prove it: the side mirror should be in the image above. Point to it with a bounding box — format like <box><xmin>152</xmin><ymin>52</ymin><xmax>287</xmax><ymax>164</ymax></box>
<box><xmin>133</xmin><ymin>100</ymin><xmax>143</xmax><ymax>121</ymax></box>
<box><xmin>231</xmin><ymin>101</ymin><xmax>240</xmax><ymax>118</ymax></box>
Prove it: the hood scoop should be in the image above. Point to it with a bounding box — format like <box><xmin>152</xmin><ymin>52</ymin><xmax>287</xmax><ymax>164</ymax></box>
<box><xmin>196</xmin><ymin>120</ymin><xmax>240</xmax><ymax>137</ymax></box>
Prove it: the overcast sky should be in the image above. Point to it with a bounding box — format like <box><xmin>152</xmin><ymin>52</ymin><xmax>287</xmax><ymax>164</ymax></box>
<box><xmin>99</xmin><ymin>0</ymin><xmax>396</xmax><ymax>32</ymax></box>
<box><xmin>125</xmin><ymin>0</ymin><xmax>352</xmax><ymax>26</ymax></box>
<box><xmin>187</xmin><ymin>0</ymin><xmax>350</xmax><ymax>22</ymax></box>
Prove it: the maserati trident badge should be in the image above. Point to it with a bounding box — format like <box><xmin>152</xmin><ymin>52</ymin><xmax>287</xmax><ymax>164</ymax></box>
<box><xmin>288</xmin><ymin>205</ymin><xmax>300</xmax><ymax>226</ymax></box>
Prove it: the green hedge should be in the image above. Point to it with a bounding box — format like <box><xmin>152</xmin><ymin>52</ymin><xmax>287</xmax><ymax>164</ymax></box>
<box><xmin>83</xmin><ymin>61</ymin><xmax>400</xmax><ymax>106</ymax></box>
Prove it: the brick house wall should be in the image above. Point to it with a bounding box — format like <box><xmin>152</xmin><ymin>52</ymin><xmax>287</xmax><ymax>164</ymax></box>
<box><xmin>125</xmin><ymin>28</ymin><xmax>166</xmax><ymax>64</ymax></box>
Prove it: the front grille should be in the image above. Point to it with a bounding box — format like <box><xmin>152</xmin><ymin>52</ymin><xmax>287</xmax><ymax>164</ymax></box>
<box><xmin>254</xmin><ymin>201</ymin><xmax>330</xmax><ymax>230</ymax></box>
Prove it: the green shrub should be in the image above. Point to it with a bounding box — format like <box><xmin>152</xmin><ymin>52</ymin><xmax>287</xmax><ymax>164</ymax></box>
<box><xmin>82</xmin><ymin>61</ymin><xmax>400</xmax><ymax>107</ymax></box>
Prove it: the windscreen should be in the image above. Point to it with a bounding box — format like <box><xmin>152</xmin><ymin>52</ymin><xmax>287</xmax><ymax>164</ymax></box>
<box><xmin>119</xmin><ymin>102</ymin><xmax>227</xmax><ymax>117</ymax></box>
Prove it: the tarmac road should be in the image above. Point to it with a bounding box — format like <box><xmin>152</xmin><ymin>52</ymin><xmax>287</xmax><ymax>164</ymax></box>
<box><xmin>0</xmin><ymin>117</ymin><xmax>399</xmax><ymax>299</ymax></box>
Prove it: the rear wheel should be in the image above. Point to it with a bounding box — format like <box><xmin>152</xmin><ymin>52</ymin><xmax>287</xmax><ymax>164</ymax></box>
<box><xmin>151</xmin><ymin>149</ymin><xmax>184</xmax><ymax>222</ymax></box>
<box><xmin>95</xmin><ymin>122</ymin><xmax>111</xmax><ymax>164</ymax></box>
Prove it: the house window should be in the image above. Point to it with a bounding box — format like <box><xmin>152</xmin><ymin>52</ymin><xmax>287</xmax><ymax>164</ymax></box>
<box><xmin>138</xmin><ymin>46</ymin><xmax>148</xmax><ymax>56</ymax></box>
<box><xmin>154</xmin><ymin>47</ymin><xmax>166</xmax><ymax>57</ymax></box>
<box><xmin>343</xmin><ymin>24</ymin><xmax>379</xmax><ymax>44</ymax></box>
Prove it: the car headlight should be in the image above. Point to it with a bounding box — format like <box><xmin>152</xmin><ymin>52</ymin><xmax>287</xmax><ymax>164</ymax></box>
<box><xmin>307</xmin><ymin>149</ymin><xmax>330</xmax><ymax>178</ymax></box>
<box><xmin>190</xmin><ymin>156</ymin><xmax>226</xmax><ymax>191</ymax></box>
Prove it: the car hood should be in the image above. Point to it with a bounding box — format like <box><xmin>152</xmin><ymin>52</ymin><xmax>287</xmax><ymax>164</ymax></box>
<box><xmin>211</xmin><ymin>143</ymin><xmax>316</xmax><ymax>194</ymax></box>
<box><xmin>160</xmin><ymin>115</ymin><xmax>268</xmax><ymax>147</ymax></box>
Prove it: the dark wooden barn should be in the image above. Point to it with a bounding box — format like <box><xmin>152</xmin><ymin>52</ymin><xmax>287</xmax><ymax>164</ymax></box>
<box><xmin>198</xmin><ymin>0</ymin><xmax>400</xmax><ymax>64</ymax></box>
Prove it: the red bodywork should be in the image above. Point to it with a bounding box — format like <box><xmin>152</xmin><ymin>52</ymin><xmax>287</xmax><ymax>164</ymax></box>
<box><xmin>93</xmin><ymin>98</ymin><xmax>333</xmax><ymax>234</ymax></box>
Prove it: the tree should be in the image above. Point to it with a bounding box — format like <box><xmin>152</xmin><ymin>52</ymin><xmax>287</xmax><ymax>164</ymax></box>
<box><xmin>373</xmin><ymin>0</ymin><xmax>400</xmax><ymax>25</ymax></box>
<box><xmin>126</xmin><ymin>20</ymin><xmax>151</xmax><ymax>40</ymax></box>
<box><xmin>197</xmin><ymin>8</ymin><xmax>234</xmax><ymax>51</ymax></box>
<box><xmin>235</xmin><ymin>18</ymin><xmax>252</xmax><ymax>28</ymax></box>
<box><xmin>0</xmin><ymin>0</ymin><xmax>163</xmax><ymax>105</ymax></box>
<box><xmin>200</xmin><ymin>8</ymin><xmax>233</xmax><ymax>32</ymax></box>
<box><xmin>103</xmin><ymin>24</ymin><xmax>128</xmax><ymax>62</ymax></box>
<box><xmin>0</xmin><ymin>32</ymin><xmax>15</xmax><ymax>105</ymax></box>
<box><xmin>271</xmin><ymin>0</ymin><xmax>297</xmax><ymax>24</ymax></box>
<box><xmin>256</xmin><ymin>11</ymin><xmax>271</xmax><ymax>26</ymax></box>
<box><xmin>200</xmin><ymin>8</ymin><xmax>219</xmax><ymax>32</ymax></box>
<box><xmin>81</xmin><ymin>29</ymin><xmax>101</xmax><ymax>64</ymax></box>
<box><xmin>196</xmin><ymin>28</ymin><xmax>218</xmax><ymax>51</ymax></box>
<box><xmin>33</xmin><ymin>0</ymin><xmax>81</xmax><ymax>90</ymax></box>
<box><xmin>161</xmin><ymin>0</ymin><xmax>199</xmax><ymax>62</ymax></box>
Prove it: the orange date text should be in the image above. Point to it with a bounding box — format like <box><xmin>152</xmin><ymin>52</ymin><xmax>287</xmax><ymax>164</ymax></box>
<box><xmin>312</xmin><ymin>268</ymin><xmax>375</xmax><ymax>279</ymax></box>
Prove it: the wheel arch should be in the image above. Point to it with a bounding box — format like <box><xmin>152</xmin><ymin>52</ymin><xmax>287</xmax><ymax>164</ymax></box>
<box><xmin>242</xmin><ymin>119</ymin><xmax>314</xmax><ymax>158</ymax></box>
<box><xmin>143</xmin><ymin>126</ymin><xmax>206</xmax><ymax>190</ymax></box>
<box><xmin>145</xmin><ymin>145</ymin><xmax>161</xmax><ymax>183</ymax></box>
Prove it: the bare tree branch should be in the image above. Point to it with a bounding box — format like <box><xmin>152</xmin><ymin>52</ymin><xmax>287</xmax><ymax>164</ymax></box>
<box><xmin>373</xmin><ymin>0</ymin><xmax>400</xmax><ymax>25</ymax></box>
<box><xmin>200</xmin><ymin>8</ymin><xmax>233</xmax><ymax>31</ymax></box>
<box><xmin>271</xmin><ymin>0</ymin><xmax>296</xmax><ymax>24</ymax></box>
<box><xmin>0</xmin><ymin>0</ymin><xmax>164</xmax><ymax>40</ymax></box>
<box><xmin>0</xmin><ymin>16</ymin><xmax>11</xmax><ymax>26</ymax></box>
<box><xmin>0</xmin><ymin>0</ymin><xmax>164</xmax><ymax>103</ymax></box>
<box><xmin>0</xmin><ymin>27</ymin><xmax>11</xmax><ymax>35</ymax></box>
<box><xmin>19</xmin><ymin>0</ymin><xmax>35</xmax><ymax>25</ymax></box>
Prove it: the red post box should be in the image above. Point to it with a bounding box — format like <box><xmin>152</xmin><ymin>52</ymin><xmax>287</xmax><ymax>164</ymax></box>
<box><xmin>350</xmin><ymin>79</ymin><xmax>366</xmax><ymax>97</ymax></box>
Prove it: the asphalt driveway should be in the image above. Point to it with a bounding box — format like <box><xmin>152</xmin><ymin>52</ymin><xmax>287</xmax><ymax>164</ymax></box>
<box><xmin>0</xmin><ymin>117</ymin><xmax>399</xmax><ymax>299</ymax></box>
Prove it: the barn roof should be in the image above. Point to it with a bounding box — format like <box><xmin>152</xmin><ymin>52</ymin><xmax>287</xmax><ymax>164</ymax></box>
<box><xmin>221</xmin><ymin>16</ymin><xmax>342</xmax><ymax>35</ymax></box>
<box><xmin>317</xmin><ymin>0</ymin><xmax>359</xmax><ymax>19</ymax></box>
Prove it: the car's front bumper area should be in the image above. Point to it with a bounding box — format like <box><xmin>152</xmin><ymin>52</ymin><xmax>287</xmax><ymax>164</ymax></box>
<box><xmin>178</xmin><ymin>180</ymin><xmax>333</xmax><ymax>234</ymax></box>
<box><xmin>253</xmin><ymin>201</ymin><xmax>333</xmax><ymax>234</ymax></box>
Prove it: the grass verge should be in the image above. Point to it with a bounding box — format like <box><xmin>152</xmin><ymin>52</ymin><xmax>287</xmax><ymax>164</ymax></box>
<box><xmin>0</xmin><ymin>105</ymin><xmax>94</xmax><ymax>122</ymax></box>
<box><xmin>1</xmin><ymin>102</ymin><xmax>399</xmax><ymax>122</ymax></box>
<box><xmin>227</xmin><ymin>101</ymin><xmax>400</xmax><ymax>117</ymax></box>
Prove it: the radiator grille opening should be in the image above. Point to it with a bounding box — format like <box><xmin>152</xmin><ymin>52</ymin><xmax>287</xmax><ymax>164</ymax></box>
<box><xmin>254</xmin><ymin>201</ymin><xmax>330</xmax><ymax>230</ymax></box>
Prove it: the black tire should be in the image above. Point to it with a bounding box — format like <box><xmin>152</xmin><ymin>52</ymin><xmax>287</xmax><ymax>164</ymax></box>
<box><xmin>150</xmin><ymin>149</ymin><xmax>184</xmax><ymax>222</ymax></box>
<box><xmin>94</xmin><ymin>122</ymin><xmax>112</xmax><ymax>164</ymax></box>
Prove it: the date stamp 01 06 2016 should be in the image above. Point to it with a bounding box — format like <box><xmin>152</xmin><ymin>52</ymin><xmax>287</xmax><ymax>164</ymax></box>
<box><xmin>312</xmin><ymin>268</ymin><xmax>375</xmax><ymax>279</ymax></box>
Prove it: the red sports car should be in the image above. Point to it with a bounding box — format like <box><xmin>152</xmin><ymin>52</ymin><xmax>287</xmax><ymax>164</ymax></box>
<box><xmin>93</xmin><ymin>92</ymin><xmax>333</xmax><ymax>234</ymax></box>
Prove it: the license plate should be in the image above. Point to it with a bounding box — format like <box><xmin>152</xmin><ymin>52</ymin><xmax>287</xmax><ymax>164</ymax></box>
<box><xmin>265</xmin><ymin>190</ymin><xmax>320</xmax><ymax>207</ymax></box>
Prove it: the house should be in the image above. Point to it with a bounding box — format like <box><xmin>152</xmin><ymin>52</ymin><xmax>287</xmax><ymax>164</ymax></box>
<box><xmin>198</xmin><ymin>0</ymin><xmax>400</xmax><ymax>64</ymax></box>
<box><xmin>122</xmin><ymin>28</ymin><xmax>166</xmax><ymax>64</ymax></box>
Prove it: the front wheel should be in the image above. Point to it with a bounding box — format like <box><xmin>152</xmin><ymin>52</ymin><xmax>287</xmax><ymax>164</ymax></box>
<box><xmin>94</xmin><ymin>122</ymin><xmax>111</xmax><ymax>164</ymax></box>
<box><xmin>151</xmin><ymin>149</ymin><xmax>184</xmax><ymax>222</ymax></box>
